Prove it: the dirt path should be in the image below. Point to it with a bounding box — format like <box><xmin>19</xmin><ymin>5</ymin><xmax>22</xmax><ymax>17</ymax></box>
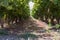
<box><xmin>1</xmin><ymin>17</ymin><xmax>60</xmax><ymax>40</ymax></box>
<box><xmin>0</xmin><ymin>32</ymin><xmax>60</xmax><ymax>40</ymax></box>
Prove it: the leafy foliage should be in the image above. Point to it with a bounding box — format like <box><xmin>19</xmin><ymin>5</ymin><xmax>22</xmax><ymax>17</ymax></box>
<box><xmin>0</xmin><ymin>0</ymin><xmax>60</xmax><ymax>27</ymax></box>
<box><xmin>0</xmin><ymin>0</ymin><xmax>30</xmax><ymax>24</ymax></box>
<box><xmin>32</xmin><ymin>0</ymin><xmax>60</xmax><ymax>25</ymax></box>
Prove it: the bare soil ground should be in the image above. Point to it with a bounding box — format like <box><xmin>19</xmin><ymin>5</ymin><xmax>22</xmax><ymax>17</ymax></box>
<box><xmin>0</xmin><ymin>31</ymin><xmax>60</xmax><ymax>40</ymax></box>
<box><xmin>1</xmin><ymin>17</ymin><xmax>60</xmax><ymax>40</ymax></box>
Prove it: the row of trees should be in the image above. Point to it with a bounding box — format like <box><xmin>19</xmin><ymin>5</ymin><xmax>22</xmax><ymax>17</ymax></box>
<box><xmin>0</xmin><ymin>0</ymin><xmax>30</xmax><ymax>28</ymax></box>
<box><xmin>0</xmin><ymin>0</ymin><xmax>30</xmax><ymax>23</ymax></box>
<box><xmin>32</xmin><ymin>0</ymin><xmax>60</xmax><ymax>25</ymax></box>
<box><xmin>0</xmin><ymin>0</ymin><xmax>60</xmax><ymax>28</ymax></box>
